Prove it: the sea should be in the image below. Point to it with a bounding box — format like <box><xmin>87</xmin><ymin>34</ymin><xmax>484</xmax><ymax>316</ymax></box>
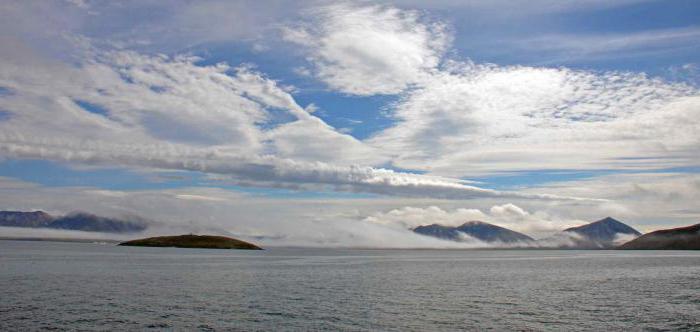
<box><xmin>1</xmin><ymin>240</ymin><xmax>699</xmax><ymax>331</ymax></box>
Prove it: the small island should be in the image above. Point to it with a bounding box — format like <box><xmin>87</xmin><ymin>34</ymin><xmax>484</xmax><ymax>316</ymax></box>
<box><xmin>119</xmin><ymin>234</ymin><xmax>263</xmax><ymax>250</ymax></box>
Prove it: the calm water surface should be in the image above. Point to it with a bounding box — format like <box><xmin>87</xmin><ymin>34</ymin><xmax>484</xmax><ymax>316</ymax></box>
<box><xmin>1</xmin><ymin>240</ymin><xmax>699</xmax><ymax>331</ymax></box>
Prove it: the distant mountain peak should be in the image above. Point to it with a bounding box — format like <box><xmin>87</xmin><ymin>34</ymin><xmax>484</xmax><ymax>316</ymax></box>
<box><xmin>562</xmin><ymin>217</ymin><xmax>641</xmax><ymax>248</ymax></box>
<box><xmin>597</xmin><ymin>216</ymin><xmax>625</xmax><ymax>225</ymax></box>
<box><xmin>565</xmin><ymin>217</ymin><xmax>640</xmax><ymax>234</ymax></box>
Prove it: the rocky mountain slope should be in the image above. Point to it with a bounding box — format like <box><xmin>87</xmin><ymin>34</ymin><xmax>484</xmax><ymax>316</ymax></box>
<box><xmin>413</xmin><ymin>221</ymin><xmax>534</xmax><ymax>243</ymax></box>
<box><xmin>618</xmin><ymin>223</ymin><xmax>700</xmax><ymax>250</ymax></box>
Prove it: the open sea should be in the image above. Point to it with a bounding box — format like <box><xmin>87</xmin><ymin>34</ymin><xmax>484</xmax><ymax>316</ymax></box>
<box><xmin>1</xmin><ymin>240</ymin><xmax>699</xmax><ymax>331</ymax></box>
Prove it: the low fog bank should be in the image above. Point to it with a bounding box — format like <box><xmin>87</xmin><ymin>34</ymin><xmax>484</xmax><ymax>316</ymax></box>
<box><xmin>0</xmin><ymin>226</ymin><xmax>131</xmax><ymax>242</ymax></box>
<box><xmin>0</xmin><ymin>180</ymin><xmax>649</xmax><ymax>249</ymax></box>
<box><xmin>0</xmin><ymin>223</ymin><xmax>640</xmax><ymax>249</ymax></box>
<box><xmin>0</xmin><ymin>210</ymin><xmax>527</xmax><ymax>248</ymax></box>
<box><xmin>0</xmin><ymin>217</ymin><xmax>242</xmax><ymax>244</ymax></box>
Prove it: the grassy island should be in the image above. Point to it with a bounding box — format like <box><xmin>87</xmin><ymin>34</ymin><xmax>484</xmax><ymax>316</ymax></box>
<box><xmin>119</xmin><ymin>234</ymin><xmax>262</xmax><ymax>250</ymax></box>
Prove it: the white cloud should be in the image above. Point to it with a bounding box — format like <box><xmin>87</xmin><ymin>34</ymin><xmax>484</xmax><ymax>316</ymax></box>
<box><xmin>0</xmin><ymin>226</ymin><xmax>132</xmax><ymax>241</ymax></box>
<box><xmin>0</xmin><ymin>136</ymin><xmax>593</xmax><ymax>202</ymax></box>
<box><xmin>369</xmin><ymin>62</ymin><xmax>700</xmax><ymax>176</ymax></box>
<box><xmin>0</xmin><ymin>36</ymin><xmax>600</xmax><ymax>203</ymax></box>
<box><xmin>612</xmin><ymin>232</ymin><xmax>639</xmax><ymax>246</ymax></box>
<box><xmin>364</xmin><ymin>205</ymin><xmax>487</xmax><ymax>228</ymax></box>
<box><xmin>489</xmin><ymin>203</ymin><xmax>528</xmax><ymax>218</ymax></box>
<box><xmin>264</xmin><ymin>116</ymin><xmax>384</xmax><ymax>165</ymax></box>
<box><xmin>283</xmin><ymin>3</ymin><xmax>449</xmax><ymax>95</ymax></box>
<box><xmin>174</xmin><ymin>194</ymin><xmax>229</xmax><ymax>202</ymax></box>
<box><xmin>280</xmin><ymin>3</ymin><xmax>700</xmax><ymax>178</ymax></box>
<box><xmin>0</xmin><ymin>42</ymin><xmax>310</xmax><ymax>151</ymax></box>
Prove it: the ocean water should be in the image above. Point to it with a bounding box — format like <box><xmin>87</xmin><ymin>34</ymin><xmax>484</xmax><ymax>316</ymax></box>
<box><xmin>1</xmin><ymin>240</ymin><xmax>699</xmax><ymax>331</ymax></box>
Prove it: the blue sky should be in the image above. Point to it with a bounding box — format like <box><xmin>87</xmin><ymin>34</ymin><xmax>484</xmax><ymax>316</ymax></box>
<box><xmin>446</xmin><ymin>0</ymin><xmax>700</xmax><ymax>71</ymax></box>
<box><xmin>0</xmin><ymin>0</ymin><xmax>699</xmax><ymax>243</ymax></box>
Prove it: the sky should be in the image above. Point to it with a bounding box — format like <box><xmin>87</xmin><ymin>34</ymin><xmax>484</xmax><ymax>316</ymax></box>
<box><xmin>0</xmin><ymin>0</ymin><xmax>699</xmax><ymax>247</ymax></box>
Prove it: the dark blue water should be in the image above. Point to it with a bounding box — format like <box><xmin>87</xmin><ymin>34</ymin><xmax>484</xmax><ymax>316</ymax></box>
<box><xmin>1</xmin><ymin>240</ymin><xmax>699</xmax><ymax>331</ymax></box>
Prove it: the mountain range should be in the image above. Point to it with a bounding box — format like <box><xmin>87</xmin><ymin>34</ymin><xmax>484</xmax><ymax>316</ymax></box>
<box><xmin>2</xmin><ymin>209</ymin><xmax>698</xmax><ymax>249</ymax></box>
<box><xmin>0</xmin><ymin>210</ymin><xmax>148</xmax><ymax>233</ymax></box>
<box><xmin>0</xmin><ymin>211</ymin><xmax>54</xmax><ymax>228</ymax></box>
<box><xmin>413</xmin><ymin>217</ymin><xmax>645</xmax><ymax>248</ymax></box>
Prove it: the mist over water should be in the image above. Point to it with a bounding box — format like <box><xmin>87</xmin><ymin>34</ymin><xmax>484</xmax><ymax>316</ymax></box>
<box><xmin>2</xmin><ymin>240</ymin><xmax>699</xmax><ymax>331</ymax></box>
